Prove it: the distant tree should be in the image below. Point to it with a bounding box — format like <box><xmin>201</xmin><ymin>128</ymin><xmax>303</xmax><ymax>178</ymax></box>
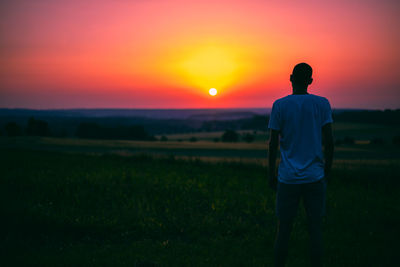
<box><xmin>189</xmin><ymin>136</ymin><xmax>197</xmax><ymax>142</ymax></box>
<box><xmin>333</xmin><ymin>109</ymin><xmax>400</xmax><ymax>125</ymax></box>
<box><xmin>26</xmin><ymin>117</ymin><xmax>50</xmax><ymax>136</ymax></box>
<box><xmin>213</xmin><ymin>137</ymin><xmax>220</xmax><ymax>142</ymax></box>
<box><xmin>160</xmin><ymin>135</ymin><xmax>168</xmax><ymax>142</ymax></box>
<box><xmin>5</xmin><ymin>122</ymin><xmax>22</xmax><ymax>137</ymax></box>
<box><xmin>243</xmin><ymin>133</ymin><xmax>255</xmax><ymax>143</ymax></box>
<box><xmin>221</xmin><ymin>129</ymin><xmax>239</xmax><ymax>142</ymax></box>
<box><xmin>127</xmin><ymin>125</ymin><xmax>150</xmax><ymax>140</ymax></box>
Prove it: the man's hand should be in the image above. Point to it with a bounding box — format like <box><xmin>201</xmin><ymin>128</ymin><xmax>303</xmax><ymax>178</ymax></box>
<box><xmin>322</xmin><ymin>123</ymin><xmax>334</xmax><ymax>183</ymax></box>
<box><xmin>268</xmin><ymin>129</ymin><xmax>279</xmax><ymax>192</ymax></box>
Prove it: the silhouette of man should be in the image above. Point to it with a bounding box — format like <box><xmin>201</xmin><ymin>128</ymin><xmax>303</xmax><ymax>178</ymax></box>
<box><xmin>268</xmin><ymin>63</ymin><xmax>334</xmax><ymax>267</ymax></box>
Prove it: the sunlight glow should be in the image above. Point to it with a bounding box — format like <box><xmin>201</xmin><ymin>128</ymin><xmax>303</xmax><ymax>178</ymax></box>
<box><xmin>173</xmin><ymin>44</ymin><xmax>244</xmax><ymax>94</ymax></box>
<box><xmin>209</xmin><ymin>88</ymin><xmax>217</xmax><ymax>96</ymax></box>
<box><xmin>1</xmin><ymin>0</ymin><xmax>398</xmax><ymax>109</ymax></box>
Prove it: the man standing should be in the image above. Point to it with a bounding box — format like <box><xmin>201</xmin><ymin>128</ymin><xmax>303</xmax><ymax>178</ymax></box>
<box><xmin>268</xmin><ymin>63</ymin><xmax>334</xmax><ymax>267</ymax></box>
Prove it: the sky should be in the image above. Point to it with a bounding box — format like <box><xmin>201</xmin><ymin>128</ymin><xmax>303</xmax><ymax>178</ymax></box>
<box><xmin>1</xmin><ymin>0</ymin><xmax>399</xmax><ymax>109</ymax></box>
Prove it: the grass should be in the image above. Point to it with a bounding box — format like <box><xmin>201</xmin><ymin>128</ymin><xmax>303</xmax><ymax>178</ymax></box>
<box><xmin>1</xmin><ymin>148</ymin><xmax>399</xmax><ymax>266</ymax></box>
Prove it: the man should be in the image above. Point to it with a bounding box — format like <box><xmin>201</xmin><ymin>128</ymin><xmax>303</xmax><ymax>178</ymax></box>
<box><xmin>268</xmin><ymin>63</ymin><xmax>334</xmax><ymax>267</ymax></box>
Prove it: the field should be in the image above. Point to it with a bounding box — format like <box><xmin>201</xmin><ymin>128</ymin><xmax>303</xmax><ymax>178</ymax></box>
<box><xmin>1</xmin><ymin>122</ymin><xmax>399</xmax><ymax>162</ymax></box>
<box><xmin>1</xmin><ymin>122</ymin><xmax>399</xmax><ymax>266</ymax></box>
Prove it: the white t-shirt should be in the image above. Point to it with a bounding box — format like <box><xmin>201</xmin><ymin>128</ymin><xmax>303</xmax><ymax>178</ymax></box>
<box><xmin>268</xmin><ymin>93</ymin><xmax>333</xmax><ymax>184</ymax></box>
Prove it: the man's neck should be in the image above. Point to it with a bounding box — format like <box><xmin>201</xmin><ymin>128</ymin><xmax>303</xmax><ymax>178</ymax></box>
<box><xmin>292</xmin><ymin>90</ymin><xmax>308</xmax><ymax>95</ymax></box>
<box><xmin>291</xmin><ymin>85</ymin><xmax>309</xmax><ymax>95</ymax></box>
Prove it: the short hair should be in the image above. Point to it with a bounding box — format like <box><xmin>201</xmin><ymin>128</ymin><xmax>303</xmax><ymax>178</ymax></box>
<box><xmin>292</xmin><ymin>63</ymin><xmax>312</xmax><ymax>82</ymax></box>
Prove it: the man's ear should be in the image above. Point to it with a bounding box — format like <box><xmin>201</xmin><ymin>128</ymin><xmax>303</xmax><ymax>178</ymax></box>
<box><xmin>308</xmin><ymin>78</ymin><xmax>313</xmax><ymax>85</ymax></box>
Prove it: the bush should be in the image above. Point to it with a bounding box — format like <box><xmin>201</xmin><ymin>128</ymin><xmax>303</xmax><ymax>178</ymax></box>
<box><xmin>160</xmin><ymin>135</ymin><xmax>168</xmax><ymax>142</ymax></box>
<box><xmin>189</xmin><ymin>137</ymin><xmax>197</xmax><ymax>142</ymax></box>
<box><xmin>26</xmin><ymin>117</ymin><xmax>50</xmax><ymax>136</ymax></box>
<box><xmin>221</xmin><ymin>129</ymin><xmax>239</xmax><ymax>142</ymax></box>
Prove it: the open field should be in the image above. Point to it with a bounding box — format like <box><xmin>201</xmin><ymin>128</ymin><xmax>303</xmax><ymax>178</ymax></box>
<box><xmin>1</xmin><ymin>121</ymin><xmax>399</xmax><ymax>266</ymax></box>
<box><xmin>157</xmin><ymin>122</ymin><xmax>400</xmax><ymax>143</ymax></box>
<box><xmin>156</xmin><ymin>130</ymin><xmax>269</xmax><ymax>143</ymax></box>
<box><xmin>1</xmin><ymin>148</ymin><xmax>399</xmax><ymax>266</ymax></box>
<box><xmin>1</xmin><ymin>133</ymin><xmax>400</xmax><ymax>162</ymax></box>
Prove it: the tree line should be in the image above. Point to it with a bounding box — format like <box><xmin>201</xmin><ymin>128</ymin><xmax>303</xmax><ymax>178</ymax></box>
<box><xmin>1</xmin><ymin>117</ymin><xmax>260</xmax><ymax>143</ymax></box>
<box><xmin>1</xmin><ymin>117</ymin><xmax>156</xmax><ymax>141</ymax></box>
<box><xmin>333</xmin><ymin>109</ymin><xmax>400</xmax><ymax>125</ymax></box>
<box><xmin>3</xmin><ymin>117</ymin><xmax>50</xmax><ymax>137</ymax></box>
<box><xmin>1</xmin><ymin>110</ymin><xmax>399</xmax><ymax>144</ymax></box>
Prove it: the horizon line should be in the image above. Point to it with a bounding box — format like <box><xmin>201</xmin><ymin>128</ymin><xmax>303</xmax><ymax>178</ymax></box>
<box><xmin>0</xmin><ymin>107</ymin><xmax>398</xmax><ymax>111</ymax></box>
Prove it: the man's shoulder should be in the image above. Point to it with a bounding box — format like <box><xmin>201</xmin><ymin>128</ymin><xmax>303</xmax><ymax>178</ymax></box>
<box><xmin>309</xmin><ymin>94</ymin><xmax>330</xmax><ymax>103</ymax></box>
<box><xmin>272</xmin><ymin>95</ymin><xmax>290</xmax><ymax>106</ymax></box>
<box><xmin>272</xmin><ymin>94</ymin><xmax>331</xmax><ymax>107</ymax></box>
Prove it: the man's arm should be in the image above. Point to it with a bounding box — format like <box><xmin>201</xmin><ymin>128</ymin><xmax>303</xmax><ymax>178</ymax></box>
<box><xmin>268</xmin><ymin>129</ymin><xmax>279</xmax><ymax>190</ymax></box>
<box><xmin>322</xmin><ymin>123</ymin><xmax>334</xmax><ymax>178</ymax></box>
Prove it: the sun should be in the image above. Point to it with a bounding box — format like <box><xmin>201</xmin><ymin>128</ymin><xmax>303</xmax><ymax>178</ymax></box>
<box><xmin>209</xmin><ymin>88</ymin><xmax>217</xmax><ymax>96</ymax></box>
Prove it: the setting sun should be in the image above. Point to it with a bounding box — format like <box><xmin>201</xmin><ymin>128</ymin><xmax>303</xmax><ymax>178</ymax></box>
<box><xmin>209</xmin><ymin>88</ymin><xmax>217</xmax><ymax>96</ymax></box>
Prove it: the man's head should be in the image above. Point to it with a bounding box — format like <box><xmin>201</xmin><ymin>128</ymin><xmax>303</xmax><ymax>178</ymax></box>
<box><xmin>290</xmin><ymin>63</ymin><xmax>313</xmax><ymax>93</ymax></box>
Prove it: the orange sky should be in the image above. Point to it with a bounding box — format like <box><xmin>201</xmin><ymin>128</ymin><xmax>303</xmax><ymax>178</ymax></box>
<box><xmin>1</xmin><ymin>0</ymin><xmax>399</xmax><ymax>109</ymax></box>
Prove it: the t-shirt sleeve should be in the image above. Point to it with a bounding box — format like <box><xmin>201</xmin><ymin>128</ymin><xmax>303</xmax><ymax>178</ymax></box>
<box><xmin>321</xmin><ymin>98</ymin><xmax>333</xmax><ymax>126</ymax></box>
<box><xmin>268</xmin><ymin>101</ymin><xmax>281</xmax><ymax>131</ymax></box>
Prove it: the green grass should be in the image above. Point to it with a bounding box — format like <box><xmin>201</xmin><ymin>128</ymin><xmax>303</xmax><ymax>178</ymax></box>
<box><xmin>0</xmin><ymin>149</ymin><xmax>399</xmax><ymax>266</ymax></box>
